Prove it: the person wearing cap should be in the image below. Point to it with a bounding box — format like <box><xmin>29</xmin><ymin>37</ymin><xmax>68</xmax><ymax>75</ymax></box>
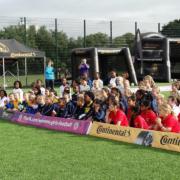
<box><xmin>78</xmin><ymin>59</ymin><xmax>90</xmax><ymax>77</ymax></box>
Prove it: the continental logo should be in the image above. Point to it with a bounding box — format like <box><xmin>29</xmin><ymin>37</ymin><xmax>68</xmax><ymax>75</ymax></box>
<box><xmin>0</xmin><ymin>43</ymin><xmax>9</xmax><ymax>52</ymax></box>
<box><xmin>97</xmin><ymin>125</ymin><xmax>131</xmax><ymax>137</ymax></box>
<box><xmin>160</xmin><ymin>135</ymin><xmax>180</xmax><ymax>146</ymax></box>
<box><xmin>10</xmin><ymin>52</ymin><xmax>36</xmax><ymax>58</ymax></box>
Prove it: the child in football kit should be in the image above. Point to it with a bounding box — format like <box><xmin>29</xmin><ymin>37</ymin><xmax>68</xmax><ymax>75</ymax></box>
<box><xmin>91</xmin><ymin>99</ymin><xmax>105</xmax><ymax>122</ymax></box>
<box><xmin>25</xmin><ymin>93</ymin><xmax>38</xmax><ymax>114</ymax></box>
<box><xmin>140</xmin><ymin>99</ymin><xmax>157</xmax><ymax>130</ymax></box>
<box><xmin>54</xmin><ymin>98</ymin><xmax>67</xmax><ymax>118</ymax></box>
<box><xmin>63</xmin><ymin>93</ymin><xmax>75</xmax><ymax>118</ymax></box>
<box><xmin>13</xmin><ymin>93</ymin><xmax>22</xmax><ymax>110</ymax></box>
<box><xmin>12</xmin><ymin>80</ymin><xmax>24</xmax><ymax>102</ymax></box>
<box><xmin>133</xmin><ymin>114</ymin><xmax>149</xmax><ymax>130</ymax></box>
<box><xmin>72</xmin><ymin>95</ymin><xmax>85</xmax><ymax>120</ymax></box>
<box><xmin>127</xmin><ymin>95</ymin><xmax>136</xmax><ymax>123</ymax></box>
<box><xmin>36</xmin><ymin>95</ymin><xmax>45</xmax><ymax>115</ymax></box>
<box><xmin>82</xmin><ymin>91</ymin><xmax>94</xmax><ymax>119</ymax></box>
<box><xmin>79</xmin><ymin>77</ymin><xmax>90</xmax><ymax>92</ymax></box>
<box><xmin>21</xmin><ymin>92</ymin><xmax>30</xmax><ymax>111</ymax></box>
<box><xmin>105</xmin><ymin>98</ymin><xmax>128</xmax><ymax>126</ymax></box>
<box><xmin>5</xmin><ymin>93</ymin><xmax>16</xmax><ymax>112</ymax></box>
<box><xmin>71</xmin><ymin>84</ymin><xmax>80</xmax><ymax>105</ymax></box>
<box><xmin>40</xmin><ymin>96</ymin><xmax>55</xmax><ymax>116</ymax></box>
<box><xmin>155</xmin><ymin>104</ymin><xmax>180</xmax><ymax>133</ymax></box>
<box><xmin>167</xmin><ymin>96</ymin><xmax>180</xmax><ymax>118</ymax></box>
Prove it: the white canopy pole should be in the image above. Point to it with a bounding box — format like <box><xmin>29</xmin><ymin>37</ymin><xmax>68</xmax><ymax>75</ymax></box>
<box><xmin>2</xmin><ymin>57</ymin><xmax>6</xmax><ymax>89</ymax></box>
<box><xmin>44</xmin><ymin>56</ymin><xmax>46</xmax><ymax>88</ymax></box>
<box><xmin>17</xmin><ymin>61</ymin><xmax>19</xmax><ymax>80</ymax></box>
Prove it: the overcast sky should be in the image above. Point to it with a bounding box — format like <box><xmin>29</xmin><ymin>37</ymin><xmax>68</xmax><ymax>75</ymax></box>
<box><xmin>0</xmin><ymin>0</ymin><xmax>179</xmax><ymax>21</ymax></box>
<box><xmin>0</xmin><ymin>0</ymin><xmax>179</xmax><ymax>37</ymax></box>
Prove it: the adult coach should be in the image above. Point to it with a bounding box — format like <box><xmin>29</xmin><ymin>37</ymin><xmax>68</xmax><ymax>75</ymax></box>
<box><xmin>78</xmin><ymin>58</ymin><xmax>90</xmax><ymax>77</ymax></box>
<box><xmin>45</xmin><ymin>59</ymin><xmax>55</xmax><ymax>89</ymax></box>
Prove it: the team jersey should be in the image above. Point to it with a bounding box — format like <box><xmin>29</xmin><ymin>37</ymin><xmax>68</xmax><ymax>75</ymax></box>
<box><xmin>108</xmin><ymin>109</ymin><xmax>129</xmax><ymax>126</ymax></box>
<box><xmin>140</xmin><ymin>109</ymin><xmax>157</xmax><ymax>129</ymax></box>
<box><xmin>162</xmin><ymin>114</ymin><xmax>180</xmax><ymax>133</ymax></box>
<box><xmin>134</xmin><ymin>115</ymin><xmax>149</xmax><ymax>129</ymax></box>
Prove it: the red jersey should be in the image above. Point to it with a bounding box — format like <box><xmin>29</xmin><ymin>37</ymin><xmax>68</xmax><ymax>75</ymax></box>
<box><xmin>127</xmin><ymin>107</ymin><xmax>132</xmax><ymax>122</ymax></box>
<box><xmin>134</xmin><ymin>115</ymin><xmax>149</xmax><ymax>129</ymax></box>
<box><xmin>140</xmin><ymin>109</ymin><xmax>157</xmax><ymax>129</ymax></box>
<box><xmin>178</xmin><ymin>113</ymin><xmax>180</xmax><ymax>123</ymax></box>
<box><xmin>162</xmin><ymin>114</ymin><xmax>180</xmax><ymax>133</ymax></box>
<box><xmin>109</xmin><ymin>109</ymin><xmax>129</xmax><ymax>126</ymax></box>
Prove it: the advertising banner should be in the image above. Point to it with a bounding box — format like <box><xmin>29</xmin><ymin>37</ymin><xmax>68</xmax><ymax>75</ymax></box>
<box><xmin>0</xmin><ymin>110</ymin><xmax>14</xmax><ymax>120</ymax></box>
<box><xmin>1</xmin><ymin>110</ymin><xmax>179</xmax><ymax>152</ymax></box>
<box><xmin>11</xmin><ymin>112</ymin><xmax>91</xmax><ymax>135</ymax></box>
<box><xmin>152</xmin><ymin>132</ymin><xmax>180</xmax><ymax>152</ymax></box>
<box><xmin>89</xmin><ymin>122</ymin><xmax>180</xmax><ymax>153</ymax></box>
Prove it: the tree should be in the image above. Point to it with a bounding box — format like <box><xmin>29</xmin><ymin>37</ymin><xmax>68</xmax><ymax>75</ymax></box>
<box><xmin>27</xmin><ymin>25</ymin><xmax>37</xmax><ymax>48</ymax></box>
<box><xmin>36</xmin><ymin>26</ymin><xmax>55</xmax><ymax>58</ymax></box>
<box><xmin>54</xmin><ymin>30</ymin><xmax>69</xmax><ymax>68</ymax></box>
<box><xmin>68</xmin><ymin>37</ymin><xmax>84</xmax><ymax>49</ymax></box>
<box><xmin>161</xmin><ymin>19</ymin><xmax>180</xmax><ymax>37</ymax></box>
<box><xmin>86</xmin><ymin>32</ymin><xmax>109</xmax><ymax>47</ymax></box>
<box><xmin>0</xmin><ymin>25</ymin><xmax>25</xmax><ymax>43</ymax></box>
<box><xmin>113</xmin><ymin>33</ymin><xmax>135</xmax><ymax>52</ymax></box>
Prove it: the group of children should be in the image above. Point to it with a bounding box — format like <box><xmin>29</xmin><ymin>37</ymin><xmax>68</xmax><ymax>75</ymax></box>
<box><xmin>0</xmin><ymin>71</ymin><xmax>180</xmax><ymax>133</ymax></box>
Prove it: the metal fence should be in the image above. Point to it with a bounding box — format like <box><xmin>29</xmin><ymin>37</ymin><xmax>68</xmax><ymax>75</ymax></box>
<box><xmin>0</xmin><ymin>16</ymin><xmax>176</xmax><ymax>87</ymax></box>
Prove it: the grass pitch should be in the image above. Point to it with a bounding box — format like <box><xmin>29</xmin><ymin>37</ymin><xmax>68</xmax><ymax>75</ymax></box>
<box><xmin>0</xmin><ymin>119</ymin><xmax>179</xmax><ymax>180</ymax></box>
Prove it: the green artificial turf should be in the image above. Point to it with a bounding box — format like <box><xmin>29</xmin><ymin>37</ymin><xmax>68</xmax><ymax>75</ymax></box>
<box><xmin>0</xmin><ymin>74</ymin><xmax>44</xmax><ymax>88</ymax></box>
<box><xmin>0</xmin><ymin>119</ymin><xmax>179</xmax><ymax>180</ymax></box>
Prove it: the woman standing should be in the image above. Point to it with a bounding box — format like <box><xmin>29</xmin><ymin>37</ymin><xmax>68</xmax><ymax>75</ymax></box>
<box><xmin>45</xmin><ymin>60</ymin><xmax>55</xmax><ymax>89</ymax></box>
<box><xmin>78</xmin><ymin>59</ymin><xmax>90</xmax><ymax>77</ymax></box>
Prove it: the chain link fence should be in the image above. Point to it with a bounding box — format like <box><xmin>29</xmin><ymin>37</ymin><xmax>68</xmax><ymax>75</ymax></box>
<box><xmin>0</xmin><ymin>16</ymin><xmax>176</xmax><ymax>87</ymax></box>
